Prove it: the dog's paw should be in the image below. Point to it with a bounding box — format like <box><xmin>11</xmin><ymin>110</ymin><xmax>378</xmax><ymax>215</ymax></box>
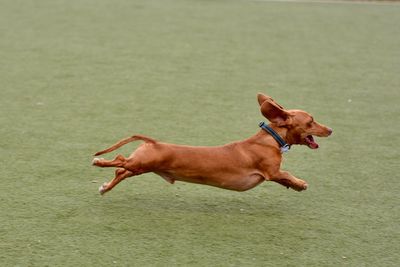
<box><xmin>99</xmin><ymin>182</ymin><xmax>108</xmax><ymax>195</ymax></box>
<box><xmin>92</xmin><ymin>157</ymin><xmax>104</xmax><ymax>166</ymax></box>
<box><xmin>292</xmin><ymin>182</ymin><xmax>308</xmax><ymax>192</ymax></box>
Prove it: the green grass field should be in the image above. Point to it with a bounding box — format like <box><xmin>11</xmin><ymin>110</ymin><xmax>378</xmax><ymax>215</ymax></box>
<box><xmin>1</xmin><ymin>0</ymin><xmax>399</xmax><ymax>266</ymax></box>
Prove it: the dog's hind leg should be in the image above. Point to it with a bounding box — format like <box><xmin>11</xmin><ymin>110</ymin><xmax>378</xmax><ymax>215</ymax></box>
<box><xmin>99</xmin><ymin>168</ymin><xmax>143</xmax><ymax>195</ymax></box>
<box><xmin>92</xmin><ymin>154</ymin><xmax>126</xmax><ymax>168</ymax></box>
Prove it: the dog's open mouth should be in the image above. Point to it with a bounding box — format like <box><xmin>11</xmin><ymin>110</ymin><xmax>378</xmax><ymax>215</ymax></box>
<box><xmin>305</xmin><ymin>135</ymin><xmax>319</xmax><ymax>149</ymax></box>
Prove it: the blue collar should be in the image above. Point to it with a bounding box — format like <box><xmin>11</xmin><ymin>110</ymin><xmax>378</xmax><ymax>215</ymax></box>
<box><xmin>259</xmin><ymin>122</ymin><xmax>291</xmax><ymax>153</ymax></box>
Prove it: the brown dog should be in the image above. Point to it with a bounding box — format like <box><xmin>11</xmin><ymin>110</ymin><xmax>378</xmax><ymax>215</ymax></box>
<box><xmin>92</xmin><ymin>93</ymin><xmax>332</xmax><ymax>195</ymax></box>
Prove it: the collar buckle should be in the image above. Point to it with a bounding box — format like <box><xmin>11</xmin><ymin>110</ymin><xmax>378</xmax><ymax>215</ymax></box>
<box><xmin>280</xmin><ymin>144</ymin><xmax>291</xmax><ymax>153</ymax></box>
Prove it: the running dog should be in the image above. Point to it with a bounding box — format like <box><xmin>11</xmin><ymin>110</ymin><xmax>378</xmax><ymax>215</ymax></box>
<box><xmin>92</xmin><ymin>93</ymin><xmax>332</xmax><ymax>195</ymax></box>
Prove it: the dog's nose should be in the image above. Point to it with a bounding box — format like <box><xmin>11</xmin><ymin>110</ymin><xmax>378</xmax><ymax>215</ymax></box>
<box><xmin>327</xmin><ymin>128</ymin><xmax>333</xmax><ymax>136</ymax></box>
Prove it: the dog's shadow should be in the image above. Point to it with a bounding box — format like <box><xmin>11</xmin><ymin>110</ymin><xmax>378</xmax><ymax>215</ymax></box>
<box><xmin>99</xmin><ymin>186</ymin><xmax>285</xmax><ymax>219</ymax></box>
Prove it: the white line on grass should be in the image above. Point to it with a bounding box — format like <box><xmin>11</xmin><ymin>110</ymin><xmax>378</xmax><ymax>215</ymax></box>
<box><xmin>250</xmin><ymin>0</ymin><xmax>400</xmax><ymax>6</ymax></box>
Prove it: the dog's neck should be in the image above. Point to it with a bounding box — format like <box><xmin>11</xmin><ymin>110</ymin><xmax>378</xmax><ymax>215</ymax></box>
<box><xmin>267</xmin><ymin>124</ymin><xmax>290</xmax><ymax>144</ymax></box>
<box><xmin>259</xmin><ymin>122</ymin><xmax>290</xmax><ymax>153</ymax></box>
<box><xmin>269</xmin><ymin>124</ymin><xmax>302</xmax><ymax>147</ymax></box>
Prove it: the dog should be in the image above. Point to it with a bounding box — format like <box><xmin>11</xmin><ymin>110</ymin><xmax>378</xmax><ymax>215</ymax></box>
<box><xmin>92</xmin><ymin>93</ymin><xmax>332</xmax><ymax>195</ymax></box>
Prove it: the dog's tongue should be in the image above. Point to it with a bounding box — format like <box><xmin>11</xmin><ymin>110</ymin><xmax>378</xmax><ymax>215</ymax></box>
<box><xmin>308</xmin><ymin>141</ymin><xmax>319</xmax><ymax>149</ymax></box>
<box><xmin>306</xmin><ymin>135</ymin><xmax>319</xmax><ymax>149</ymax></box>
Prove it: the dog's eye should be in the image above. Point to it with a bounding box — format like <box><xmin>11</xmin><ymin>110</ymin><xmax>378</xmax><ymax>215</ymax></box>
<box><xmin>307</xmin><ymin>117</ymin><xmax>314</xmax><ymax>127</ymax></box>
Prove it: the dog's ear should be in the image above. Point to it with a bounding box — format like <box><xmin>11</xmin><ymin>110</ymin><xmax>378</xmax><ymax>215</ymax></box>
<box><xmin>257</xmin><ymin>93</ymin><xmax>272</xmax><ymax>106</ymax></box>
<box><xmin>257</xmin><ymin>93</ymin><xmax>285</xmax><ymax>109</ymax></box>
<box><xmin>259</xmin><ymin>95</ymin><xmax>290</xmax><ymax>126</ymax></box>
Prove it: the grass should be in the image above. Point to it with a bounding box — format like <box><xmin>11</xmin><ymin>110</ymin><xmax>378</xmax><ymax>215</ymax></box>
<box><xmin>1</xmin><ymin>0</ymin><xmax>399</xmax><ymax>266</ymax></box>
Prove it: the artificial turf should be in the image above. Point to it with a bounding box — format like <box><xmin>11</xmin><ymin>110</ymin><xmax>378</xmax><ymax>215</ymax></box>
<box><xmin>1</xmin><ymin>0</ymin><xmax>399</xmax><ymax>266</ymax></box>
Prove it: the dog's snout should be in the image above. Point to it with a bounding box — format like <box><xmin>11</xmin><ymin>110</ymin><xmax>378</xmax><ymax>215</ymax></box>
<box><xmin>327</xmin><ymin>128</ymin><xmax>333</xmax><ymax>136</ymax></box>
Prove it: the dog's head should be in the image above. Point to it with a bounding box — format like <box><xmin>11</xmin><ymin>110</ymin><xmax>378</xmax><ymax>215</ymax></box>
<box><xmin>258</xmin><ymin>93</ymin><xmax>332</xmax><ymax>149</ymax></box>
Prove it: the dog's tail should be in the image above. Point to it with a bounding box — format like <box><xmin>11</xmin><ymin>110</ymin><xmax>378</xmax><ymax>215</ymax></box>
<box><xmin>94</xmin><ymin>135</ymin><xmax>157</xmax><ymax>156</ymax></box>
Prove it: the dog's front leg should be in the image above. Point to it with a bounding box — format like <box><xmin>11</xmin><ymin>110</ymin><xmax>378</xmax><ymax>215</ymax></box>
<box><xmin>270</xmin><ymin>171</ymin><xmax>308</xmax><ymax>191</ymax></box>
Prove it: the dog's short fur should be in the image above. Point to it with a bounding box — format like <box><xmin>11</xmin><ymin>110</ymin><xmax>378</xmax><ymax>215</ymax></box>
<box><xmin>93</xmin><ymin>93</ymin><xmax>332</xmax><ymax>195</ymax></box>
